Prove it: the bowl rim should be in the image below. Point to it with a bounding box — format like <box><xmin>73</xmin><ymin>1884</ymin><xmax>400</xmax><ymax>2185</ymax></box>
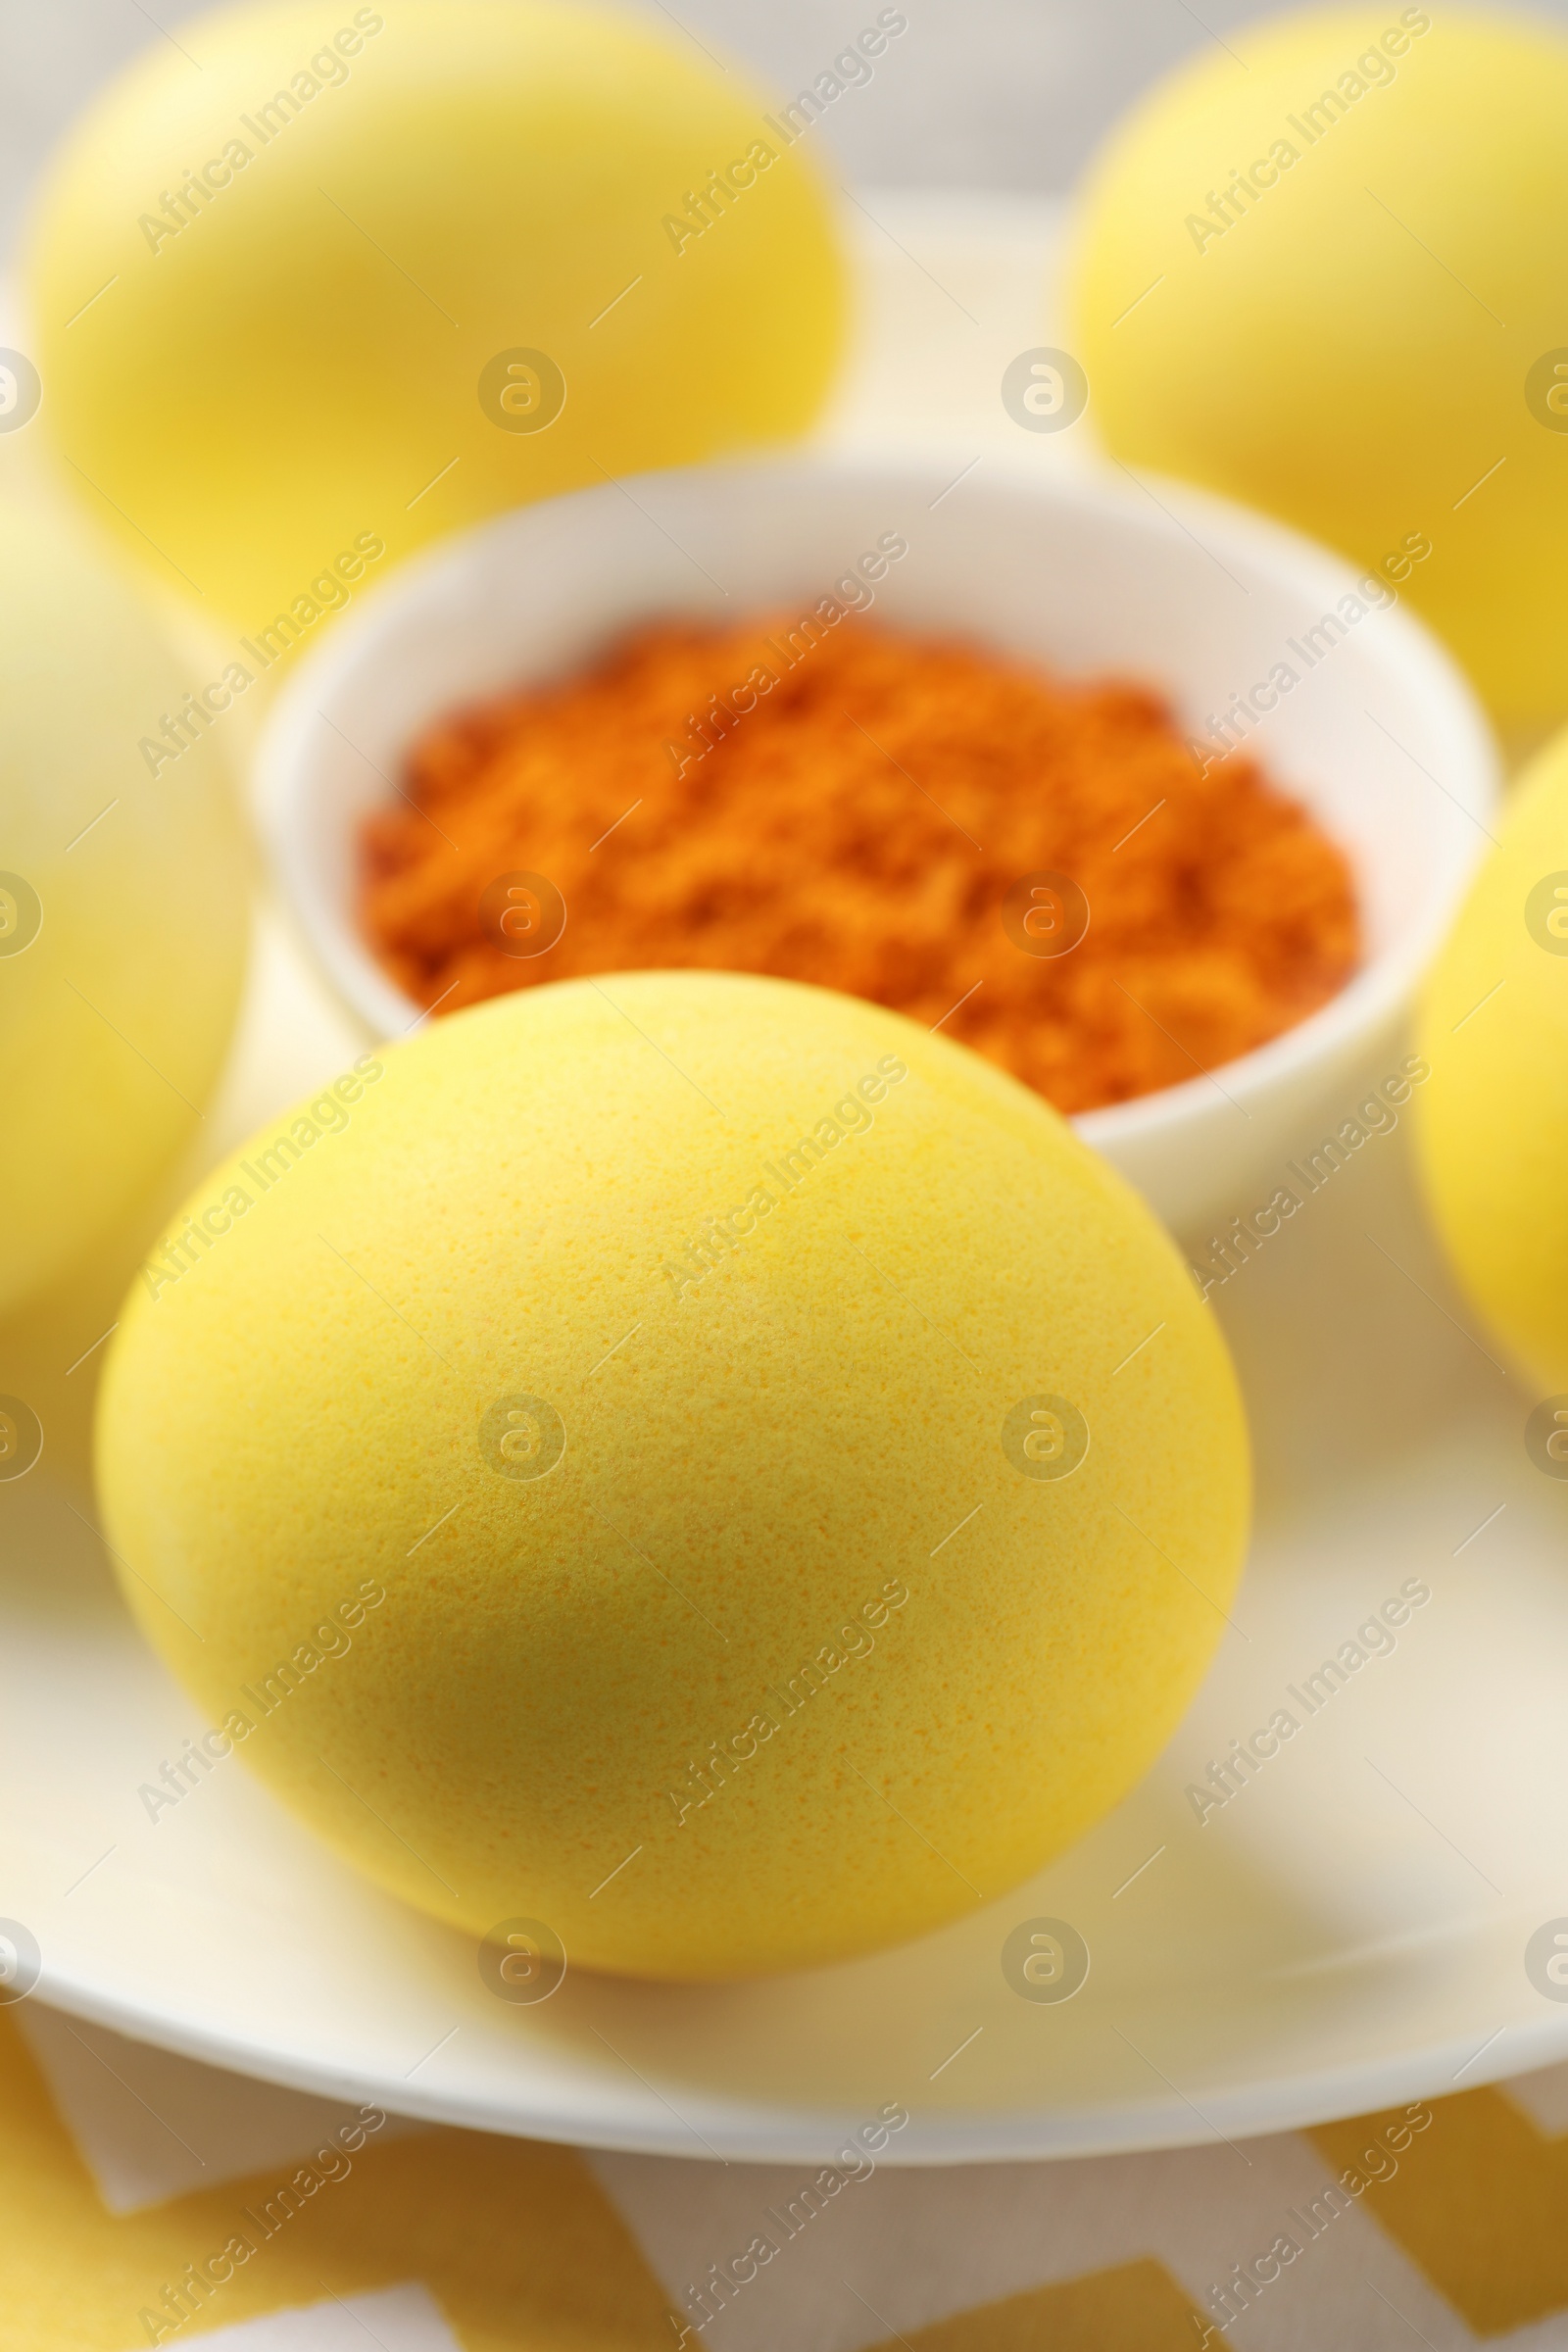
<box><xmin>252</xmin><ymin>444</ymin><xmax>1501</xmax><ymax>1135</ymax></box>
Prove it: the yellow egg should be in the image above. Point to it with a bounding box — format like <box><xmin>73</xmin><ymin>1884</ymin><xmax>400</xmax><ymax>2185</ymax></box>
<box><xmin>1066</xmin><ymin>6</ymin><xmax>1568</xmax><ymax>728</ymax></box>
<box><xmin>95</xmin><ymin>972</ymin><xmax>1250</xmax><ymax>1980</ymax></box>
<box><xmin>1414</xmin><ymin>730</ymin><xmax>1568</xmax><ymax>1390</ymax></box>
<box><xmin>25</xmin><ymin>0</ymin><xmax>844</xmax><ymax>628</ymax></box>
<box><xmin>0</xmin><ymin>491</ymin><xmax>248</xmax><ymax>1318</ymax></box>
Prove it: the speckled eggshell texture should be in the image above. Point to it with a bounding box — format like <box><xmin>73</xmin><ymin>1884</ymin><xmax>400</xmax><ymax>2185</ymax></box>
<box><xmin>94</xmin><ymin>970</ymin><xmax>1250</xmax><ymax>1980</ymax></box>
<box><xmin>1414</xmin><ymin>724</ymin><xmax>1568</xmax><ymax>1391</ymax></box>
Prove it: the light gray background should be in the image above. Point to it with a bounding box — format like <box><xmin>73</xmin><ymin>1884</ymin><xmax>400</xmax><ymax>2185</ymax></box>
<box><xmin>0</xmin><ymin>0</ymin><xmax>1555</xmax><ymax>253</ymax></box>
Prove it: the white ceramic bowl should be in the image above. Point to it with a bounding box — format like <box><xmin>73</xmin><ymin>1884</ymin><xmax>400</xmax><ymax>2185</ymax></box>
<box><xmin>253</xmin><ymin>450</ymin><xmax>1498</xmax><ymax>1235</ymax></box>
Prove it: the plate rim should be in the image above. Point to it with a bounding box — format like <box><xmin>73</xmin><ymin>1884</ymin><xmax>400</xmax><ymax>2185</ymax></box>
<box><xmin>21</xmin><ymin>1963</ymin><xmax>1568</xmax><ymax>2165</ymax></box>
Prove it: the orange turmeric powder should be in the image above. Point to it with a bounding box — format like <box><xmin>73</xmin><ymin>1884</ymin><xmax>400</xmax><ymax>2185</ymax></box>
<box><xmin>359</xmin><ymin>615</ymin><xmax>1358</xmax><ymax>1114</ymax></box>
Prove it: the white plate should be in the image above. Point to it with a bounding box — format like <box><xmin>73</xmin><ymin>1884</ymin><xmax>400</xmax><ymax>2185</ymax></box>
<box><xmin>6</xmin><ymin>912</ymin><xmax>1568</xmax><ymax>2164</ymax></box>
<box><xmin>4</xmin><ymin>197</ymin><xmax>1564</xmax><ymax>2165</ymax></box>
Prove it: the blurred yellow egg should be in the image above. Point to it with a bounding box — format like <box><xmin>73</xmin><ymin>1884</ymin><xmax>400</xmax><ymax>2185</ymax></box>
<box><xmin>0</xmin><ymin>492</ymin><xmax>248</xmax><ymax>1317</ymax></box>
<box><xmin>1067</xmin><ymin>6</ymin><xmax>1568</xmax><ymax>727</ymax></box>
<box><xmin>25</xmin><ymin>0</ymin><xmax>845</xmax><ymax>628</ymax></box>
<box><xmin>1414</xmin><ymin>728</ymin><xmax>1568</xmax><ymax>1389</ymax></box>
<box><xmin>95</xmin><ymin>973</ymin><xmax>1250</xmax><ymax>1980</ymax></box>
